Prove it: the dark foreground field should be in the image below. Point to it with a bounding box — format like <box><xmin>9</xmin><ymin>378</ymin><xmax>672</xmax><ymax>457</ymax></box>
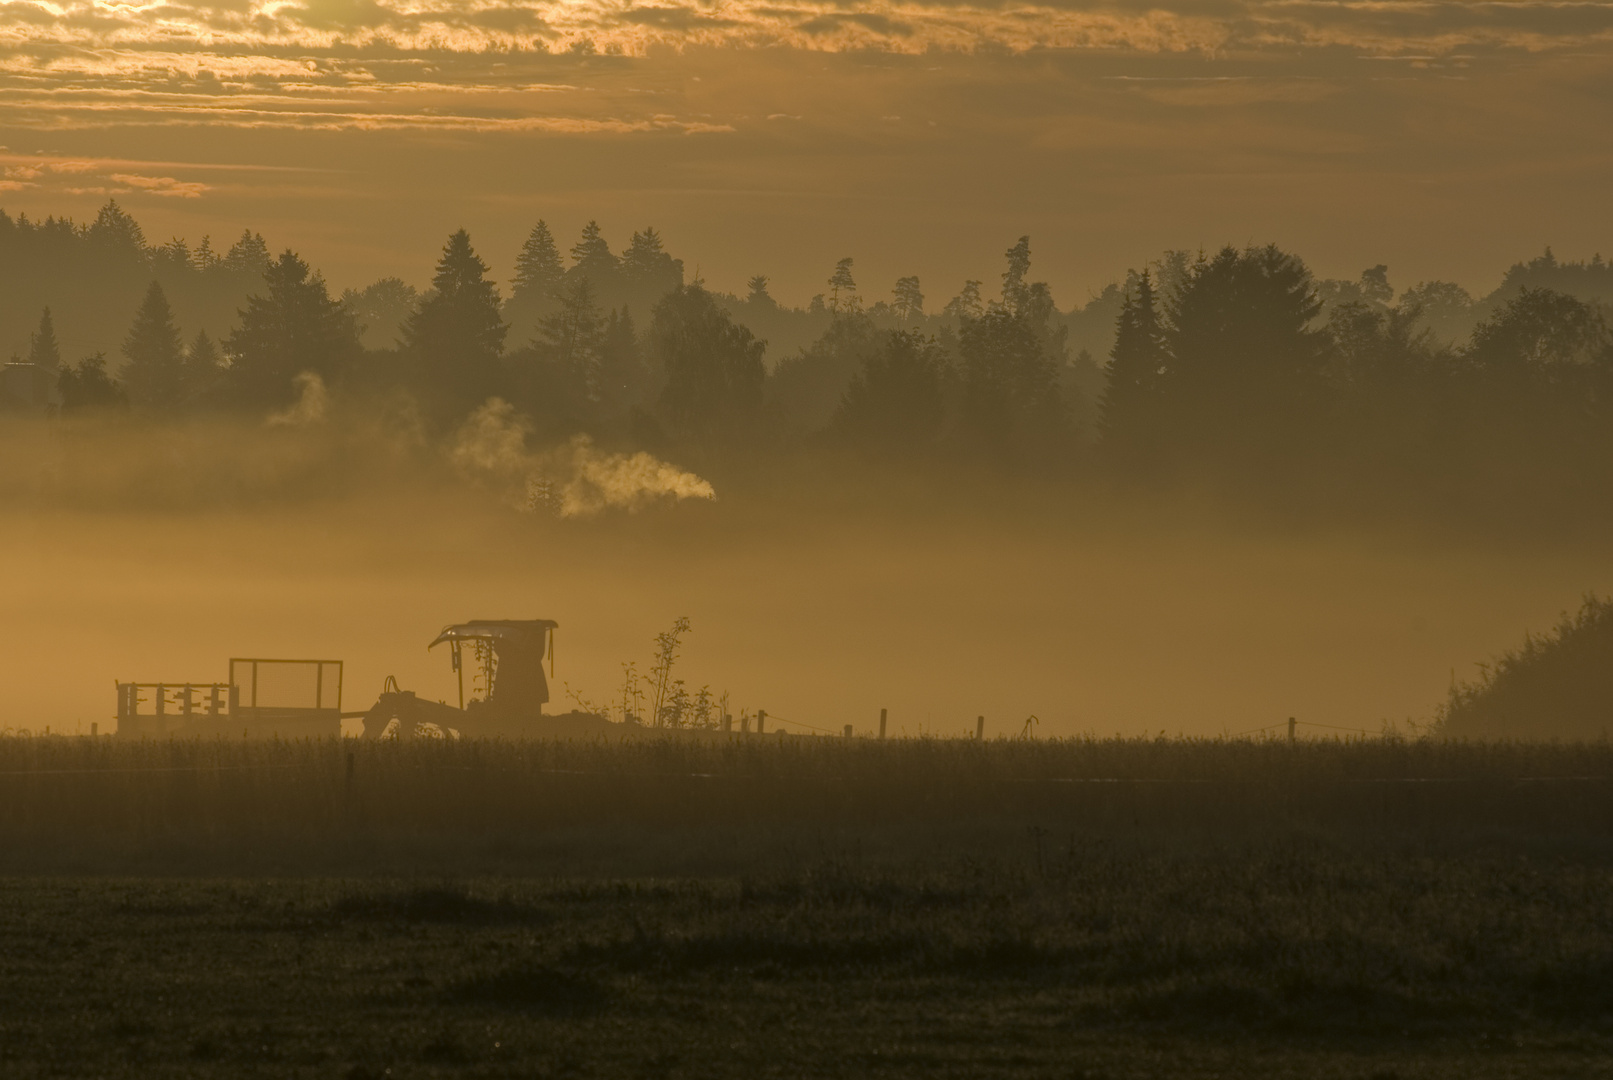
<box><xmin>2</xmin><ymin>735</ymin><xmax>1612</xmax><ymax>1078</ymax></box>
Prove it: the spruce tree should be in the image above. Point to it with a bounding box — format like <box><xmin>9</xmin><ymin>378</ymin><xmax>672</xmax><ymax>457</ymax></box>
<box><xmin>120</xmin><ymin>281</ymin><xmax>186</xmax><ymax>409</ymax></box>
<box><xmin>600</xmin><ymin>306</ymin><xmax>648</xmax><ymax>414</ymax></box>
<box><xmin>404</xmin><ymin>229</ymin><xmax>507</xmax><ymax>422</ymax></box>
<box><xmin>512</xmin><ymin>220</ymin><xmax>564</xmax><ymax>306</ymax></box>
<box><xmin>618</xmin><ymin>227</ymin><xmax>683</xmax><ymax>310</ymax></box>
<box><xmin>27</xmin><ymin>308</ymin><xmax>61</xmax><ymax>370</ymax></box>
<box><xmin>1163</xmin><ymin>244</ymin><xmax>1324</xmax><ymax>462</ymax></box>
<box><xmin>505</xmin><ymin>221</ymin><xmax>566</xmax><ymax>345</ymax></box>
<box><xmin>59</xmin><ymin>355</ymin><xmax>127</xmax><ymax>413</ymax></box>
<box><xmin>534</xmin><ymin>277</ymin><xmax>607</xmax><ymax>405</ymax></box>
<box><xmin>227</xmin><ymin>250</ymin><xmax>358</xmax><ymax>410</ymax></box>
<box><xmin>88</xmin><ymin>200</ymin><xmax>147</xmax><ymax>257</ymax></box>
<box><xmin>745</xmin><ymin>275</ymin><xmax>773</xmax><ymax>306</ymax></box>
<box><xmin>184</xmin><ymin>330</ymin><xmax>223</xmax><ymax>404</ymax></box>
<box><xmin>570</xmin><ymin>221</ymin><xmax>618</xmax><ymax>279</ymax></box>
<box><xmin>221</xmin><ymin>230</ymin><xmax>271</xmax><ymax>276</ymax></box>
<box><xmin>652</xmin><ymin>284</ymin><xmax>766</xmax><ymax>449</ymax></box>
<box><xmin>1101</xmin><ymin>270</ymin><xmax>1166</xmax><ymax>447</ymax></box>
<box><xmin>620</xmin><ymin>228</ymin><xmax>666</xmax><ymax>282</ymax></box>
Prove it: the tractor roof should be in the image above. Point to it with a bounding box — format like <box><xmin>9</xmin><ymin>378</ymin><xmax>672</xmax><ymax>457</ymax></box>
<box><xmin>429</xmin><ymin>620</ymin><xmax>558</xmax><ymax>649</ymax></box>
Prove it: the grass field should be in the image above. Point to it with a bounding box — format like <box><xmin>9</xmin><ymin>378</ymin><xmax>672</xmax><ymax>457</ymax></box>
<box><xmin>2</xmin><ymin>734</ymin><xmax>1612</xmax><ymax>1077</ymax></box>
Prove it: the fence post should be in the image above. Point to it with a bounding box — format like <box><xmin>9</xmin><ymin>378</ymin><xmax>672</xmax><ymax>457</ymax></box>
<box><xmin>1288</xmin><ymin>717</ymin><xmax>1296</xmax><ymax>743</ymax></box>
<box><xmin>843</xmin><ymin>724</ymin><xmax>853</xmax><ymax>738</ymax></box>
<box><xmin>976</xmin><ymin>715</ymin><xmax>984</xmax><ymax>740</ymax></box>
<box><xmin>90</xmin><ymin>722</ymin><xmax>98</xmax><ymax>738</ymax></box>
<box><xmin>722</xmin><ymin>713</ymin><xmax>733</xmax><ymax>733</ymax></box>
<box><xmin>757</xmin><ymin>709</ymin><xmax>766</xmax><ymax>735</ymax></box>
<box><xmin>741</xmin><ymin>713</ymin><xmax>750</xmax><ymax>734</ymax></box>
<box><xmin>879</xmin><ymin>708</ymin><xmax>887</xmax><ymax>739</ymax></box>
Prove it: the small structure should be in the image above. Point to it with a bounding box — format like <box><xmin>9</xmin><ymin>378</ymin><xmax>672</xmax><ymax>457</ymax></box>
<box><xmin>116</xmin><ymin>658</ymin><xmax>343</xmax><ymax>738</ymax></box>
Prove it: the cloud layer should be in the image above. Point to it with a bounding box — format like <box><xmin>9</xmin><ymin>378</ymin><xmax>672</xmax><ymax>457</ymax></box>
<box><xmin>1</xmin><ymin>0</ymin><xmax>1611</xmax><ymax>137</ymax></box>
<box><xmin>1</xmin><ymin>0</ymin><xmax>1609</xmax><ymax>313</ymax></box>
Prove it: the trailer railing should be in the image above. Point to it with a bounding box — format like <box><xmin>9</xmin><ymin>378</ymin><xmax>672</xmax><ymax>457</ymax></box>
<box><xmin>116</xmin><ymin>682</ymin><xmax>233</xmax><ymax>735</ymax></box>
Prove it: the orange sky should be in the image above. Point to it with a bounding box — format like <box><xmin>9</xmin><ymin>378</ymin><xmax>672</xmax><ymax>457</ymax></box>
<box><xmin>3</xmin><ymin>1</ymin><xmax>1613</xmax><ymax>304</ymax></box>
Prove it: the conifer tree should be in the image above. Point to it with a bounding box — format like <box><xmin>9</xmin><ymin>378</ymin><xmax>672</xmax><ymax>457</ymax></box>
<box><xmin>620</xmin><ymin>228</ymin><xmax>667</xmax><ymax>283</ymax></box>
<box><xmin>221</xmin><ymin>230</ymin><xmax>271</xmax><ymax>276</ymax></box>
<box><xmin>404</xmin><ymin>229</ymin><xmax>507</xmax><ymax>422</ymax></box>
<box><xmin>504</xmin><ymin>220</ymin><xmax>567</xmax><ymax>345</ymax></box>
<box><xmin>618</xmin><ymin>227</ymin><xmax>683</xmax><ymax>308</ymax></box>
<box><xmin>1101</xmin><ymin>270</ymin><xmax>1166</xmax><ymax>446</ymax></box>
<box><xmin>1162</xmin><ymin>244</ymin><xmax>1324</xmax><ymax>461</ymax></box>
<box><xmin>120</xmin><ymin>281</ymin><xmax>186</xmax><ymax>409</ymax></box>
<box><xmin>600</xmin><ymin>306</ymin><xmax>648</xmax><ymax>413</ymax></box>
<box><xmin>827</xmin><ymin>258</ymin><xmax>859</xmax><ymax>314</ymax></box>
<box><xmin>512</xmin><ymin>220</ymin><xmax>565</xmax><ymax>306</ymax></box>
<box><xmin>58</xmin><ymin>354</ymin><xmax>127</xmax><ymax>413</ymax></box>
<box><xmin>570</xmin><ymin>221</ymin><xmax>618</xmax><ymax>278</ymax></box>
<box><xmin>892</xmin><ymin>277</ymin><xmax>924</xmax><ymax>322</ymax></box>
<box><xmin>88</xmin><ymin>200</ymin><xmax>147</xmax><ymax>257</ymax></box>
<box><xmin>184</xmin><ymin>330</ymin><xmax>223</xmax><ymax>403</ymax></box>
<box><xmin>1001</xmin><ymin>236</ymin><xmax>1032</xmax><ymax>314</ymax></box>
<box><xmin>227</xmin><ymin>250</ymin><xmax>358</xmax><ymax>409</ymax></box>
<box><xmin>534</xmin><ymin>277</ymin><xmax>607</xmax><ymax>404</ymax></box>
<box><xmin>27</xmin><ymin>308</ymin><xmax>61</xmax><ymax>370</ymax></box>
<box><xmin>944</xmin><ymin>281</ymin><xmax>984</xmax><ymax>320</ymax></box>
<box><xmin>652</xmin><ymin>284</ymin><xmax>765</xmax><ymax>448</ymax></box>
<box><xmin>745</xmin><ymin>275</ymin><xmax>774</xmax><ymax>306</ymax></box>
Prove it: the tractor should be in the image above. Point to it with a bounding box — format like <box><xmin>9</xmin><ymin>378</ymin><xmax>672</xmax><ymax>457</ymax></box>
<box><xmin>359</xmin><ymin>619</ymin><xmax>563</xmax><ymax>740</ymax></box>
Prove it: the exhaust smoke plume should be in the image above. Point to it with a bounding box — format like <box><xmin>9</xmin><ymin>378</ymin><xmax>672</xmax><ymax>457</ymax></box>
<box><xmin>451</xmin><ymin>398</ymin><xmax>716</xmax><ymax>517</ymax></box>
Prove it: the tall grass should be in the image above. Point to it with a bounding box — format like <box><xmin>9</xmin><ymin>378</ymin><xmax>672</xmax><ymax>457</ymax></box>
<box><xmin>1</xmin><ymin>734</ymin><xmax>1610</xmax><ymax>874</ymax></box>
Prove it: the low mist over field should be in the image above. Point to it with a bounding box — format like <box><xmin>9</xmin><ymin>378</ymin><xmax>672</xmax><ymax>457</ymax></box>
<box><xmin>3</xmin><ymin>412</ymin><xmax>1609</xmax><ymax>740</ymax></box>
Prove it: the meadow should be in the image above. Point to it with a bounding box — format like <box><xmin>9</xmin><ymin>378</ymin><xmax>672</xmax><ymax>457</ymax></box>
<box><xmin>1</xmin><ymin>733</ymin><xmax>1612</xmax><ymax>1077</ymax></box>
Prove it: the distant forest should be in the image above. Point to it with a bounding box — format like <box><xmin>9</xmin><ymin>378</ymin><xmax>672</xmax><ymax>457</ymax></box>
<box><xmin>7</xmin><ymin>200</ymin><xmax>1613</xmax><ymax>521</ymax></box>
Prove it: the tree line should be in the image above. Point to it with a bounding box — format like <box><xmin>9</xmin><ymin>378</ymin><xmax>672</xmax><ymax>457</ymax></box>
<box><xmin>7</xmin><ymin>200</ymin><xmax>1613</xmax><ymax>521</ymax></box>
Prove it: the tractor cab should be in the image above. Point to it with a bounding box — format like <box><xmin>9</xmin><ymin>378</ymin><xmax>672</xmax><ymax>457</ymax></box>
<box><xmin>358</xmin><ymin>618</ymin><xmax>559</xmax><ymax>740</ymax></box>
<box><xmin>430</xmin><ymin>619</ymin><xmax>557</xmax><ymax>717</ymax></box>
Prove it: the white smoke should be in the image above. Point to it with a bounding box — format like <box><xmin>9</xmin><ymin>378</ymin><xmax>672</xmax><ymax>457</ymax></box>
<box><xmin>451</xmin><ymin>398</ymin><xmax>716</xmax><ymax>518</ymax></box>
<box><xmin>267</xmin><ymin>372</ymin><xmax>328</xmax><ymax>427</ymax></box>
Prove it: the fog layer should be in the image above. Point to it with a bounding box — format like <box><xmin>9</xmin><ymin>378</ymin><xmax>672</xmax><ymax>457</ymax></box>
<box><xmin>2</xmin><ymin>423</ymin><xmax>1604</xmax><ymax>738</ymax></box>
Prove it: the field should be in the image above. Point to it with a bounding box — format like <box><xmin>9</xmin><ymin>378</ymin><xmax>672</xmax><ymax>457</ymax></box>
<box><xmin>3</xmin><ymin>734</ymin><xmax>1613</xmax><ymax>1078</ymax></box>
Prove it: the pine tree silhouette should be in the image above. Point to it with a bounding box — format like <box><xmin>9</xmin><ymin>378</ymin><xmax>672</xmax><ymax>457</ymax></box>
<box><xmin>893</xmin><ymin>277</ymin><xmax>924</xmax><ymax>322</ymax></box>
<box><xmin>226</xmin><ymin>250</ymin><xmax>357</xmax><ymax>409</ymax></box>
<box><xmin>121</xmin><ymin>281</ymin><xmax>186</xmax><ymax>409</ymax></box>
<box><xmin>535</xmin><ymin>277</ymin><xmax>607</xmax><ymax>405</ymax></box>
<box><xmin>27</xmin><ymin>308</ymin><xmax>61</xmax><ymax>370</ymax></box>
<box><xmin>1101</xmin><ymin>269</ymin><xmax>1165</xmax><ymax>446</ymax></box>
<box><xmin>513</xmin><ymin>220</ymin><xmax>565</xmax><ymax>305</ymax></box>
<box><xmin>570</xmin><ymin>221</ymin><xmax>618</xmax><ymax>277</ymax></box>
<box><xmin>404</xmin><ymin>229</ymin><xmax>507</xmax><ymax>423</ymax></box>
<box><xmin>828</xmin><ymin>258</ymin><xmax>859</xmax><ymax>314</ymax></box>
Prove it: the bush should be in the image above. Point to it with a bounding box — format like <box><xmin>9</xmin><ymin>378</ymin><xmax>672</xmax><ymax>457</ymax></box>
<box><xmin>1439</xmin><ymin>595</ymin><xmax>1613</xmax><ymax>738</ymax></box>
